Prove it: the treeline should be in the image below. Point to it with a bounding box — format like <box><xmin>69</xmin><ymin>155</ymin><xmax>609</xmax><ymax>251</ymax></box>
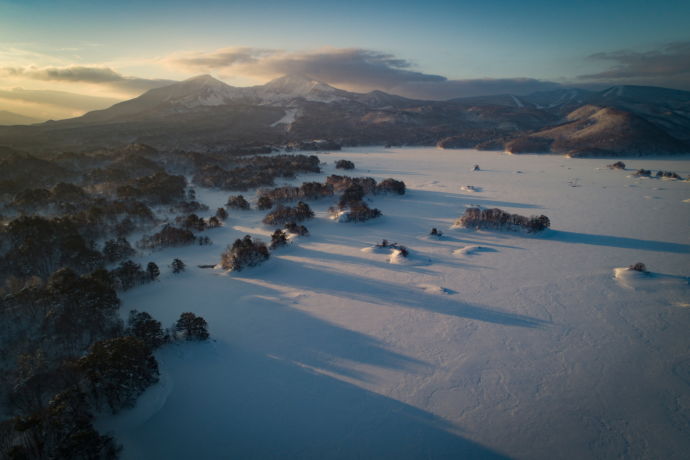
<box><xmin>456</xmin><ymin>207</ymin><xmax>550</xmax><ymax>233</ymax></box>
<box><xmin>192</xmin><ymin>154</ymin><xmax>321</xmax><ymax>190</ymax></box>
<box><xmin>257</xmin><ymin>175</ymin><xmax>405</xmax><ymax>205</ymax></box>
<box><xmin>0</xmin><ymin>265</ymin><xmax>210</xmax><ymax>458</ymax></box>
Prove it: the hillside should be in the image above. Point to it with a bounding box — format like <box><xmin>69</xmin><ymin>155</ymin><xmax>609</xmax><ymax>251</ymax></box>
<box><xmin>505</xmin><ymin>105</ymin><xmax>689</xmax><ymax>156</ymax></box>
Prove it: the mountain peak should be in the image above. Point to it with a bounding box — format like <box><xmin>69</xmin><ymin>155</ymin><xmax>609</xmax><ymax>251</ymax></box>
<box><xmin>259</xmin><ymin>74</ymin><xmax>347</xmax><ymax>103</ymax></box>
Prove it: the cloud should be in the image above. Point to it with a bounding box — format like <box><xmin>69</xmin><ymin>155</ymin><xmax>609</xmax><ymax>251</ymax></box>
<box><xmin>578</xmin><ymin>41</ymin><xmax>690</xmax><ymax>89</ymax></box>
<box><xmin>0</xmin><ymin>65</ymin><xmax>174</xmax><ymax>94</ymax></box>
<box><xmin>0</xmin><ymin>88</ymin><xmax>120</xmax><ymax>111</ymax></box>
<box><xmin>389</xmin><ymin>78</ymin><xmax>562</xmax><ymax>100</ymax></box>
<box><xmin>166</xmin><ymin>46</ymin><xmax>562</xmax><ymax>99</ymax></box>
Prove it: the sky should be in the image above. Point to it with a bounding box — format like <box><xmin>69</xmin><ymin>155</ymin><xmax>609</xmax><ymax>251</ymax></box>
<box><xmin>1</xmin><ymin>0</ymin><xmax>689</xmax><ymax>120</ymax></box>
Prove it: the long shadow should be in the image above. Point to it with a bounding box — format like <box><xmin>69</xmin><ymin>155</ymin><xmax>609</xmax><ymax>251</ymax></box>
<box><xmin>121</xmin><ymin>343</ymin><xmax>510</xmax><ymax>459</ymax></box>
<box><xmin>546</xmin><ymin>230</ymin><xmax>690</xmax><ymax>253</ymax></box>
<box><xmin>263</xmin><ymin>257</ymin><xmax>548</xmax><ymax>329</ymax></box>
<box><xmin>409</xmin><ymin>189</ymin><xmax>545</xmax><ymax>210</ymax></box>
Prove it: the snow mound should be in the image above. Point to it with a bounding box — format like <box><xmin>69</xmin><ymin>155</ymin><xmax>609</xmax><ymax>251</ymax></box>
<box><xmin>361</xmin><ymin>245</ymin><xmax>390</xmax><ymax>254</ymax></box>
<box><xmin>388</xmin><ymin>249</ymin><xmax>431</xmax><ymax>266</ymax></box>
<box><xmin>417</xmin><ymin>284</ymin><xmax>454</xmax><ymax>295</ymax></box>
<box><xmin>613</xmin><ymin>267</ymin><xmax>649</xmax><ymax>288</ymax></box>
<box><xmin>453</xmin><ymin>245</ymin><xmax>485</xmax><ymax>256</ymax></box>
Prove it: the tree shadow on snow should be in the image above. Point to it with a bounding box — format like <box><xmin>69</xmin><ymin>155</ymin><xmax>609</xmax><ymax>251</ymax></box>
<box><xmin>546</xmin><ymin>230</ymin><xmax>690</xmax><ymax>253</ymax></box>
<box><xmin>124</xmin><ymin>341</ymin><xmax>511</xmax><ymax>460</ymax></box>
<box><xmin>263</xmin><ymin>257</ymin><xmax>548</xmax><ymax>329</ymax></box>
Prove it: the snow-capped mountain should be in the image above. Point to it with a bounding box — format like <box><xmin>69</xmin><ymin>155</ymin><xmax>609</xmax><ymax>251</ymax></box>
<box><xmin>252</xmin><ymin>74</ymin><xmax>350</xmax><ymax>104</ymax></box>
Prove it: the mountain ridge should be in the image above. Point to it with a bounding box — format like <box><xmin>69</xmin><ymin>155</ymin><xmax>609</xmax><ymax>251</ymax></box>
<box><xmin>0</xmin><ymin>75</ymin><xmax>688</xmax><ymax>155</ymax></box>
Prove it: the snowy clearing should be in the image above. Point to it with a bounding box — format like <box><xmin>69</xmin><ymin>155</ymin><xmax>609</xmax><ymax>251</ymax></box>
<box><xmin>101</xmin><ymin>147</ymin><xmax>690</xmax><ymax>459</ymax></box>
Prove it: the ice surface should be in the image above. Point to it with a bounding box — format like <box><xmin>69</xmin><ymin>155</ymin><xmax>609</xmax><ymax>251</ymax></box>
<box><xmin>102</xmin><ymin>147</ymin><xmax>690</xmax><ymax>459</ymax></box>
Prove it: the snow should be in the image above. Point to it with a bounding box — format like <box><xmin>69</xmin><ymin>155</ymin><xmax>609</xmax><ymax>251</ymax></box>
<box><xmin>511</xmin><ymin>95</ymin><xmax>524</xmax><ymax>108</ymax></box>
<box><xmin>270</xmin><ymin>108</ymin><xmax>299</xmax><ymax>128</ymax></box>
<box><xmin>102</xmin><ymin>147</ymin><xmax>690</xmax><ymax>459</ymax></box>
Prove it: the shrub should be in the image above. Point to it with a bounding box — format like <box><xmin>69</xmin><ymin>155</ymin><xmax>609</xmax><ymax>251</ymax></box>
<box><xmin>335</xmin><ymin>159</ymin><xmax>355</xmax><ymax>170</ymax></box>
<box><xmin>607</xmin><ymin>161</ymin><xmax>625</xmax><ymax>170</ymax></box>
<box><xmin>456</xmin><ymin>207</ymin><xmax>550</xmax><ymax>233</ymax></box>
<box><xmin>375</xmin><ymin>240</ymin><xmax>408</xmax><ymax>256</ymax></box>
<box><xmin>656</xmin><ymin>170</ymin><xmax>682</xmax><ymax>179</ymax></box>
<box><xmin>430</xmin><ymin>228</ymin><xmax>443</xmax><ymax>237</ymax></box>
<box><xmin>628</xmin><ymin>262</ymin><xmax>647</xmax><ymax>272</ymax></box>
<box><xmin>220</xmin><ymin>235</ymin><xmax>270</xmax><ymax>271</ymax></box>
<box><xmin>634</xmin><ymin>169</ymin><xmax>652</xmax><ymax>177</ymax></box>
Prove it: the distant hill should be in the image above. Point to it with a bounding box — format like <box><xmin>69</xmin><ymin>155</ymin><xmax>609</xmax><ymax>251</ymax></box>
<box><xmin>505</xmin><ymin>105</ymin><xmax>688</xmax><ymax>157</ymax></box>
<box><xmin>0</xmin><ymin>110</ymin><xmax>43</xmax><ymax>126</ymax></box>
<box><xmin>0</xmin><ymin>75</ymin><xmax>687</xmax><ymax>156</ymax></box>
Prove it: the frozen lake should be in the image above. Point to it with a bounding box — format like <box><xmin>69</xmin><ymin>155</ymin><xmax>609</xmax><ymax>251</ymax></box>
<box><xmin>101</xmin><ymin>147</ymin><xmax>690</xmax><ymax>459</ymax></box>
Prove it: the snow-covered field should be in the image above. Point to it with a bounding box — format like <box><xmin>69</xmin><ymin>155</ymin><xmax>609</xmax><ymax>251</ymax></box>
<box><xmin>99</xmin><ymin>147</ymin><xmax>690</xmax><ymax>459</ymax></box>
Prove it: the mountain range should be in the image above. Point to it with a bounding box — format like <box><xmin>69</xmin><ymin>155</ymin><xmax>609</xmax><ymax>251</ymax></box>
<box><xmin>0</xmin><ymin>74</ymin><xmax>689</xmax><ymax>156</ymax></box>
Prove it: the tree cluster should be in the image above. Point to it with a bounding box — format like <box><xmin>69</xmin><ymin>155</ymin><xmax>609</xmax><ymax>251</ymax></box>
<box><xmin>262</xmin><ymin>202</ymin><xmax>314</xmax><ymax>225</ymax></box>
<box><xmin>220</xmin><ymin>235</ymin><xmax>270</xmax><ymax>271</ymax></box>
<box><xmin>226</xmin><ymin>195</ymin><xmax>250</xmax><ymax>210</ymax></box>
<box><xmin>138</xmin><ymin>225</ymin><xmax>196</xmax><ymax>249</ymax></box>
<box><xmin>192</xmin><ymin>154</ymin><xmax>320</xmax><ymax>191</ymax></box>
<box><xmin>269</xmin><ymin>230</ymin><xmax>289</xmax><ymax>250</ymax></box>
<box><xmin>607</xmin><ymin>161</ymin><xmax>626</xmax><ymax>170</ymax></box>
<box><xmin>0</xmin><ymin>216</ymin><xmax>103</xmax><ymax>281</ymax></box>
<box><xmin>457</xmin><ymin>207</ymin><xmax>550</xmax><ymax>233</ymax></box>
<box><xmin>103</xmin><ymin>237</ymin><xmax>136</xmax><ymax>263</ymax></box>
<box><xmin>115</xmin><ymin>172</ymin><xmax>186</xmax><ymax>205</ymax></box>
<box><xmin>284</xmin><ymin>222</ymin><xmax>309</xmax><ymax>236</ymax></box>
<box><xmin>109</xmin><ymin>260</ymin><xmax>158</xmax><ymax>291</ymax></box>
<box><xmin>335</xmin><ymin>159</ymin><xmax>355</xmax><ymax>170</ymax></box>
